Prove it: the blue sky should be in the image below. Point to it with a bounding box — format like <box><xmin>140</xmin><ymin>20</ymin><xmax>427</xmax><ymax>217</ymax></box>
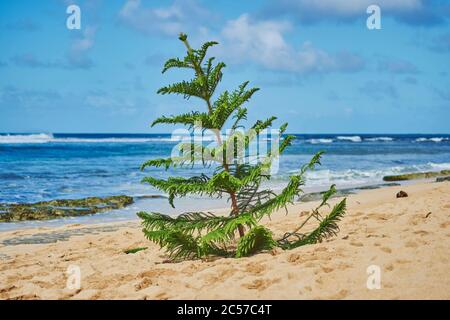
<box><xmin>0</xmin><ymin>0</ymin><xmax>449</xmax><ymax>133</ymax></box>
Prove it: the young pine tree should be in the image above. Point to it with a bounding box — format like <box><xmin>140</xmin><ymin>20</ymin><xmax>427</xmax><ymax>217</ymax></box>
<box><xmin>138</xmin><ymin>33</ymin><xmax>346</xmax><ymax>260</ymax></box>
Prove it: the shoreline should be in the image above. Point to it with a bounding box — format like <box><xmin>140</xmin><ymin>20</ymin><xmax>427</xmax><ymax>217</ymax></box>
<box><xmin>0</xmin><ymin>178</ymin><xmax>436</xmax><ymax>232</ymax></box>
<box><xmin>0</xmin><ymin>180</ymin><xmax>449</xmax><ymax>299</ymax></box>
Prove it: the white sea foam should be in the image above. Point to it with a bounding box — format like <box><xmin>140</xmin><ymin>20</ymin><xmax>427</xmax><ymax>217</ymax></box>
<box><xmin>336</xmin><ymin>135</ymin><xmax>362</xmax><ymax>142</ymax></box>
<box><xmin>0</xmin><ymin>133</ymin><xmax>201</xmax><ymax>144</ymax></box>
<box><xmin>365</xmin><ymin>137</ymin><xmax>394</xmax><ymax>142</ymax></box>
<box><xmin>57</xmin><ymin>137</ymin><xmax>176</xmax><ymax>143</ymax></box>
<box><xmin>0</xmin><ymin>133</ymin><xmax>54</xmax><ymax>144</ymax></box>
<box><xmin>307</xmin><ymin>138</ymin><xmax>333</xmax><ymax>144</ymax></box>
<box><xmin>286</xmin><ymin>162</ymin><xmax>450</xmax><ymax>189</ymax></box>
<box><xmin>304</xmin><ymin>168</ymin><xmax>386</xmax><ymax>187</ymax></box>
<box><xmin>415</xmin><ymin>137</ymin><xmax>449</xmax><ymax>143</ymax></box>
<box><xmin>427</xmin><ymin>162</ymin><xmax>450</xmax><ymax>170</ymax></box>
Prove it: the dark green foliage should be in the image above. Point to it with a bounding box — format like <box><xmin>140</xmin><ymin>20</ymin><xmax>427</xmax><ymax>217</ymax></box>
<box><xmin>278</xmin><ymin>197</ymin><xmax>347</xmax><ymax>249</ymax></box>
<box><xmin>138</xmin><ymin>33</ymin><xmax>346</xmax><ymax>260</ymax></box>
<box><xmin>142</xmin><ymin>228</ymin><xmax>201</xmax><ymax>260</ymax></box>
<box><xmin>236</xmin><ymin>226</ymin><xmax>277</xmax><ymax>258</ymax></box>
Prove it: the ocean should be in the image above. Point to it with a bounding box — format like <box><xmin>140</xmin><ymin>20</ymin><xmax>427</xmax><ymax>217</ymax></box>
<box><xmin>1</xmin><ymin>133</ymin><xmax>450</xmax><ymax>230</ymax></box>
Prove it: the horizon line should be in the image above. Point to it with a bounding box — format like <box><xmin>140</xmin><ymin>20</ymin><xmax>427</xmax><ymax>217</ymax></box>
<box><xmin>2</xmin><ymin>132</ymin><xmax>450</xmax><ymax>135</ymax></box>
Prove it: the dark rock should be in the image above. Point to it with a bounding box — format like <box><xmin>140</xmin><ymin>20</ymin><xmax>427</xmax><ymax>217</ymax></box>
<box><xmin>135</xmin><ymin>194</ymin><xmax>167</xmax><ymax>200</ymax></box>
<box><xmin>396</xmin><ymin>191</ymin><xmax>408</xmax><ymax>198</ymax></box>
<box><xmin>436</xmin><ymin>176</ymin><xmax>450</xmax><ymax>182</ymax></box>
<box><xmin>0</xmin><ymin>195</ymin><xmax>133</xmax><ymax>223</ymax></box>
<box><xmin>384</xmin><ymin>170</ymin><xmax>450</xmax><ymax>182</ymax></box>
<box><xmin>357</xmin><ymin>183</ymin><xmax>400</xmax><ymax>190</ymax></box>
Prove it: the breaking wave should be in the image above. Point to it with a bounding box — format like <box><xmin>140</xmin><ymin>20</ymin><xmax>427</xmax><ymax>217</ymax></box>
<box><xmin>286</xmin><ymin>162</ymin><xmax>450</xmax><ymax>188</ymax></box>
<box><xmin>365</xmin><ymin>137</ymin><xmax>394</xmax><ymax>142</ymax></box>
<box><xmin>336</xmin><ymin>135</ymin><xmax>362</xmax><ymax>142</ymax></box>
<box><xmin>0</xmin><ymin>133</ymin><xmax>54</xmax><ymax>144</ymax></box>
<box><xmin>415</xmin><ymin>137</ymin><xmax>449</xmax><ymax>143</ymax></box>
<box><xmin>307</xmin><ymin>138</ymin><xmax>334</xmax><ymax>144</ymax></box>
<box><xmin>0</xmin><ymin>133</ymin><xmax>212</xmax><ymax>144</ymax></box>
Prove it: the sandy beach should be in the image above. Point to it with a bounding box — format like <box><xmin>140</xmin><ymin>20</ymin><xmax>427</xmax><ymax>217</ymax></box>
<box><xmin>0</xmin><ymin>180</ymin><xmax>449</xmax><ymax>300</ymax></box>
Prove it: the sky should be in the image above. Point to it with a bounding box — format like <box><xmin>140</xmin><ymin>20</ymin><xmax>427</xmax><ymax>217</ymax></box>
<box><xmin>0</xmin><ymin>0</ymin><xmax>449</xmax><ymax>134</ymax></box>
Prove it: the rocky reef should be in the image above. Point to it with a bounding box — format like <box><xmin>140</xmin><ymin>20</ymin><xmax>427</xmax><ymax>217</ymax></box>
<box><xmin>436</xmin><ymin>176</ymin><xmax>450</xmax><ymax>182</ymax></box>
<box><xmin>0</xmin><ymin>195</ymin><xmax>134</xmax><ymax>223</ymax></box>
<box><xmin>383</xmin><ymin>170</ymin><xmax>450</xmax><ymax>182</ymax></box>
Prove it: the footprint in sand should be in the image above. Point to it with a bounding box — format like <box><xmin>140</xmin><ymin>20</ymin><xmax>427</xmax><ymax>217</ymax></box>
<box><xmin>242</xmin><ymin>278</ymin><xmax>280</xmax><ymax>290</ymax></box>
<box><xmin>244</xmin><ymin>262</ymin><xmax>266</xmax><ymax>275</ymax></box>
<box><xmin>404</xmin><ymin>240</ymin><xmax>418</xmax><ymax>248</ymax></box>
<box><xmin>71</xmin><ymin>289</ymin><xmax>100</xmax><ymax>300</ymax></box>
<box><xmin>287</xmin><ymin>253</ymin><xmax>303</xmax><ymax>264</ymax></box>
<box><xmin>31</xmin><ymin>280</ymin><xmax>54</xmax><ymax>289</ymax></box>
<box><xmin>0</xmin><ymin>285</ymin><xmax>17</xmax><ymax>294</ymax></box>
<box><xmin>320</xmin><ymin>266</ymin><xmax>334</xmax><ymax>273</ymax></box>
<box><xmin>203</xmin><ymin>268</ymin><xmax>236</xmax><ymax>285</ymax></box>
<box><xmin>350</xmin><ymin>241</ymin><xmax>364</xmax><ymax>247</ymax></box>
<box><xmin>86</xmin><ymin>279</ymin><xmax>109</xmax><ymax>290</ymax></box>
<box><xmin>385</xmin><ymin>264</ymin><xmax>394</xmax><ymax>271</ymax></box>
<box><xmin>135</xmin><ymin>277</ymin><xmax>153</xmax><ymax>291</ymax></box>
<box><xmin>380</xmin><ymin>247</ymin><xmax>392</xmax><ymax>253</ymax></box>
<box><xmin>10</xmin><ymin>293</ymin><xmax>40</xmax><ymax>300</ymax></box>
<box><xmin>138</xmin><ymin>269</ymin><xmax>176</xmax><ymax>278</ymax></box>
<box><xmin>287</xmin><ymin>272</ymin><xmax>296</xmax><ymax>280</ymax></box>
<box><xmin>324</xmin><ymin>289</ymin><xmax>348</xmax><ymax>300</ymax></box>
<box><xmin>376</xmin><ymin>215</ymin><xmax>390</xmax><ymax>221</ymax></box>
<box><xmin>155</xmin><ymin>292</ymin><xmax>170</xmax><ymax>300</ymax></box>
<box><xmin>440</xmin><ymin>221</ymin><xmax>450</xmax><ymax>229</ymax></box>
<box><xmin>395</xmin><ymin>259</ymin><xmax>411</xmax><ymax>264</ymax></box>
<box><xmin>408</xmin><ymin>213</ymin><xmax>429</xmax><ymax>226</ymax></box>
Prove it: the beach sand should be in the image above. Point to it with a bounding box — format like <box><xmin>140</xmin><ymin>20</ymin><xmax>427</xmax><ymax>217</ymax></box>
<box><xmin>0</xmin><ymin>181</ymin><xmax>449</xmax><ymax>300</ymax></box>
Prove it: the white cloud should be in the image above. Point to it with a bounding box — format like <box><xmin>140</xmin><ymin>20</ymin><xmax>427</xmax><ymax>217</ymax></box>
<box><xmin>220</xmin><ymin>15</ymin><xmax>292</xmax><ymax>68</ymax></box>
<box><xmin>117</xmin><ymin>2</ymin><xmax>366</xmax><ymax>74</ymax></box>
<box><xmin>219</xmin><ymin>14</ymin><xmax>364</xmax><ymax>74</ymax></box>
<box><xmin>118</xmin><ymin>0</ymin><xmax>213</xmax><ymax>36</ymax></box>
